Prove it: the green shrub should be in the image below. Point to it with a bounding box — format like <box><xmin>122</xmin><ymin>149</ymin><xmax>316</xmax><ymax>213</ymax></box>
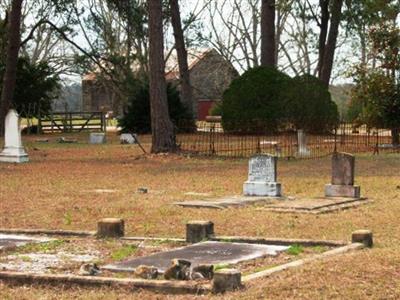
<box><xmin>0</xmin><ymin>57</ymin><xmax>60</xmax><ymax>118</ymax></box>
<box><xmin>287</xmin><ymin>244</ymin><xmax>304</xmax><ymax>256</ymax></box>
<box><xmin>221</xmin><ymin>66</ymin><xmax>292</xmax><ymax>133</ymax></box>
<box><xmin>285</xmin><ymin>74</ymin><xmax>339</xmax><ymax>133</ymax></box>
<box><xmin>118</xmin><ymin>80</ymin><xmax>194</xmax><ymax>134</ymax></box>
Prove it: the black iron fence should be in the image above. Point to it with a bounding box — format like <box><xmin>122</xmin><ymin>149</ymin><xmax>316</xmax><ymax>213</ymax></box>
<box><xmin>176</xmin><ymin>122</ymin><xmax>398</xmax><ymax>159</ymax></box>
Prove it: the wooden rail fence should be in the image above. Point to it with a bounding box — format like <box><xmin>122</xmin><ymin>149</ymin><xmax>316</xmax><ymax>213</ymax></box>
<box><xmin>38</xmin><ymin>112</ymin><xmax>106</xmax><ymax>133</ymax></box>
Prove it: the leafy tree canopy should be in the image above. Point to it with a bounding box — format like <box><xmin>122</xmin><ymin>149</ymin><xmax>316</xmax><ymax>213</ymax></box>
<box><xmin>286</xmin><ymin>74</ymin><xmax>339</xmax><ymax>133</ymax></box>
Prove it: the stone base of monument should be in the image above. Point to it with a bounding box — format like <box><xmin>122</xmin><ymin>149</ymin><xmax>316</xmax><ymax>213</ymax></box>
<box><xmin>259</xmin><ymin>196</ymin><xmax>370</xmax><ymax>214</ymax></box>
<box><xmin>173</xmin><ymin>195</ymin><xmax>286</xmax><ymax>209</ymax></box>
<box><xmin>0</xmin><ymin>147</ymin><xmax>29</xmax><ymax>163</ymax></box>
<box><xmin>243</xmin><ymin>182</ymin><xmax>282</xmax><ymax>197</ymax></box>
<box><xmin>324</xmin><ymin>184</ymin><xmax>361</xmax><ymax>198</ymax></box>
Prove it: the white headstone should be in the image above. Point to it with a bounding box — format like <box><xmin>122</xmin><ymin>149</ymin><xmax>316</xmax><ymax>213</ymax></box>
<box><xmin>297</xmin><ymin>130</ymin><xmax>310</xmax><ymax>157</ymax></box>
<box><xmin>120</xmin><ymin>133</ymin><xmax>137</xmax><ymax>145</ymax></box>
<box><xmin>0</xmin><ymin>109</ymin><xmax>29</xmax><ymax>163</ymax></box>
<box><xmin>89</xmin><ymin>132</ymin><xmax>106</xmax><ymax>144</ymax></box>
<box><xmin>243</xmin><ymin>154</ymin><xmax>281</xmax><ymax>197</ymax></box>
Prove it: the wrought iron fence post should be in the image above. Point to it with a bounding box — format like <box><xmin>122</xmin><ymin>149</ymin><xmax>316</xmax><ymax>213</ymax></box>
<box><xmin>334</xmin><ymin>126</ymin><xmax>338</xmax><ymax>154</ymax></box>
<box><xmin>101</xmin><ymin>112</ymin><xmax>106</xmax><ymax>132</ymax></box>
<box><xmin>69</xmin><ymin>112</ymin><xmax>72</xmax><ymax>132</ymax></box>
<box><xmin>209</xmin><ymin>123</ymin><xmax>215</xmax><ymax>155</ymax></box>
<box><xmin>340</xmin><ymin>123</ymin><xmax>345</xmax><ymax>145</ymax></box>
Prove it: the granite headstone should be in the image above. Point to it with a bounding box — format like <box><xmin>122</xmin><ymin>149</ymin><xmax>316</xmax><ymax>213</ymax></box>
<box><xmin>243</xmin><ymin>154</ymin><xmax>282</xmax><ymax>197</ymax></box>
<box><xmin>325</xmin><ymin>152</ymin><xmax>360</xmax><ymax>198</ymax></box>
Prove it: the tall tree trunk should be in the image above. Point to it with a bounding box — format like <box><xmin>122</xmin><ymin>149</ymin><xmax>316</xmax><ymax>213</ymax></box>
<box><xmin>392</xmin><ymin>128</ymin><xmax>399</xmax><ymax>146</ymax></box>
<box><xmin>0</xmin><ymin>0</ymin><xmax>23</xmax><ymax>136</ymax></box>
<box><xmin>148</xmin><ymin>0</ymin><xmax>176</xmax><ymax>153</ymax></box>
<box><xmin>169</xmin><ymin>0</ymin><xmax>194</xmax><ymax>118</ymax></box>
<box><xmin>261</xmin><ymin>0</ymin><xmax>276</xmax><ymax>67</ymax></box>
<box><xmin>317</xmin><ymin>0</ymin><xmax>329</xmax><ymax>77</ymax></box>
<box><xmin>359</xmin><ymin>26</ymin><xmax>367</xmax><ymax>66</ymax></box>
<box><xmin>320</xmin><ymin>0</ymin><xmax>343</xmax><ymax>86</ymax></box>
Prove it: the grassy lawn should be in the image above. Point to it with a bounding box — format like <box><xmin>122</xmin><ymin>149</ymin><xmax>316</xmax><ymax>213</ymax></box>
<box><xmin>0</xmin><ymin>132</ymin><xmax>399</xmax><ymax>299</ymax></box>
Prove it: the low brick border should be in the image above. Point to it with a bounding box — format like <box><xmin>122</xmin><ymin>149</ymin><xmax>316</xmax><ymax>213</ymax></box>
<box><xmin>121</xmin><ymin>237</ymin><xmax>186</xmax><ymax>242</ymax></box>
<box><xmin>0</xmin><ymin>222</ymin><xmax>372</xmax><ymax>295</ymax></box>
<box><xmin>0</xmin><ymin>229</ymin><xmax>95</xmax><ymax>237</ymax></box>
<box><xmin>260</xmin><ymin>198</ymin><xmax>372</xmax><ymax>215</ymax></box>
<box><xmin>0</xmin><ymin>272</ymin><xmax>211</xmax><ymax>295</ymax></box>
<box><xmin>242</xmin><ymin>242</ymin><xmax>365</xmax><ymax>282</ymax></box>
<box><xmin>210</xmin><ymin>236</ymin><xmax>347</xmax><ymax>247</ymax></box>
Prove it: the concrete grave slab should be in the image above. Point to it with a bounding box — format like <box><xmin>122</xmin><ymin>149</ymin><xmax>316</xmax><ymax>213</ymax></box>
<box><xmin>173</xmin><ymin>195</ymin><xmax>280</xmax><ymax>209</ymax></box>
<box><xmin>184</xmin><ymin>192</ymin><xmax>211</xmax><ymax>197</ymax></box>
<box><xmin>0</xmin><ymin>234</ymin><xmax>52</xmax><ymax>250</ymax></box>
<box><xmin>103</xmin><ymin>241</ymin><xmax>288</xmax><ymax>273</ymax></box>
<box><xmin>260</xmin><ymin>197</ymin><xmax>371</xmax><ymax>214</ymax></box>
<box><xmin>0</xmin><ymin>252</ymin><xmax>99</xmax><ymax>273</ymax></box>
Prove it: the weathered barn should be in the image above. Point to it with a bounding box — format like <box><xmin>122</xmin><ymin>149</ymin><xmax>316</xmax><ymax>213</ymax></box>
<box><xmin>166</xmin><ymin>49</ymin><xmax>239</xmax><ymax>120</ymax></box>
<box><xmin>81</xmin><ymin>49</ymin><xmax>238</xmax><ymax>120</ymax></box>
<box><xmin>81</xmin><ymin>73</ymin><xmax>121</xmax><ymax>115</ymax></box>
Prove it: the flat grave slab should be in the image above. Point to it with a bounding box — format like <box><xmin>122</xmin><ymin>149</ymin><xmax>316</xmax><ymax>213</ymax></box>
<box><xmin>261</xmin><ymin>197</ymin><xmax>371</xmax><ymax>214</ymax></box>
<box><xmin>103</xmin><ymin>241</ymin><xmax>288</xmax><ymax>273</ymax></box>
<box><xmin>0</xmin><ymin>234</ymin><xmax>52</xmax><ymax>250</ymax></box>
<box><xmin>173</xmin><ymin>196</ymin><xmax>281</xmax><ymax>209</ymax></box>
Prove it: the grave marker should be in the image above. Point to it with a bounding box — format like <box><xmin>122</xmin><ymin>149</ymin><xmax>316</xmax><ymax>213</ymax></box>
<box><xmin>120</xmin><ymin>133</ymin><xmax>138</xmax><ymax>144</ymax></box>
<box><xmin>297</xmin><ymin>129</ymin><xmax>310</xmax><ymax>157</ymax></box>
<box><xmin>0</xmin><ymin>110</ymin><xmax>29</xmax><ymax>163</ymax></box>
<box><xmin>325</xmin><ymin>152</ymin><xmax>360</xmax><ymax>198</ymax></box>
<box><xmin>243</xmin><ymin>154</ymin><xmax>282</xmax><ymax>197</ymax></box>
<box><xmin>89</xmin><ymin>132</ymin><xmax>106</xmax><ymax>144</ymax></box>
<box><xmin>103</xmin><ymin>241</ymin><xmax>288</xmax><ymax>273</ymax></box>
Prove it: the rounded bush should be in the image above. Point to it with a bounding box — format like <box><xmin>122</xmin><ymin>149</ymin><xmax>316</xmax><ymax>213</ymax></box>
<box><xmin>286</xmin><ymin>74</ymin><xmax>339</xmax><ymax>133</ymax></box>
<box><xmin>221</xmin><ymin>67</ymin><xmax>292</xmax><ymax>133</ymax></box>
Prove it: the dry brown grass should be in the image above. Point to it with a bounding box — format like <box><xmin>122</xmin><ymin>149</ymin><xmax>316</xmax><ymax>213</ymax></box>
<box><xmin>1</xmin><ymin>132</ymin><xmax>400</xmax><ymax>299</ymax></box>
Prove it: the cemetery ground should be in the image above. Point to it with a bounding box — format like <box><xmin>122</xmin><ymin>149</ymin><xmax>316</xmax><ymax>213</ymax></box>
<box><xmin>0</xmin><ymin>132</ymin><xmax>399</xmax><ymax>299</ymax></box>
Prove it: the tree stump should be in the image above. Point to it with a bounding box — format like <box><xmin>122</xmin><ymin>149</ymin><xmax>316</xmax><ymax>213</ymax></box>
<box><xmin>186</xmin><ymin>221</ymin><xmax>214</xmax><ymax>243</ymax></box>
<box><xmin>352</xmin><ymin>229</ymin><xmax>373</xmax><ymax>248</ymax></box>
<box><xmin>97</xmin><ymin>218</ymin><xmax>124</xmax><ymax>238</ymax></box>
<box><xmin>212</xmin><ymin>269</ymin><xmax>242</xmax><ymax>293</ymax></box>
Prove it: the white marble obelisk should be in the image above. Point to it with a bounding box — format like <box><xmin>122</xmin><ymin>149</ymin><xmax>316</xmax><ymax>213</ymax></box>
<box><xmin>0</xmin><ymin>109</ymin><xmax>29</xmax><ymax>163</ymax></box>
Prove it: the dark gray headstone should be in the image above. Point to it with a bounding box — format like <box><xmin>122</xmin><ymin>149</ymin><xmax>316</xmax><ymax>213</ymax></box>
<box><xmin>102</xmin><ymin>241</ymin><xmax>288</xmax><ymax>273</ymax></box>
<box><xmin>325</xmin><ymin>152</ymin><xmax>360</xmax><ymax>198</ymax></box>
<box><xmin>331</xmin><ymin>152</ymin><xmax>355</xmax><ymax>185</ymax></box>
